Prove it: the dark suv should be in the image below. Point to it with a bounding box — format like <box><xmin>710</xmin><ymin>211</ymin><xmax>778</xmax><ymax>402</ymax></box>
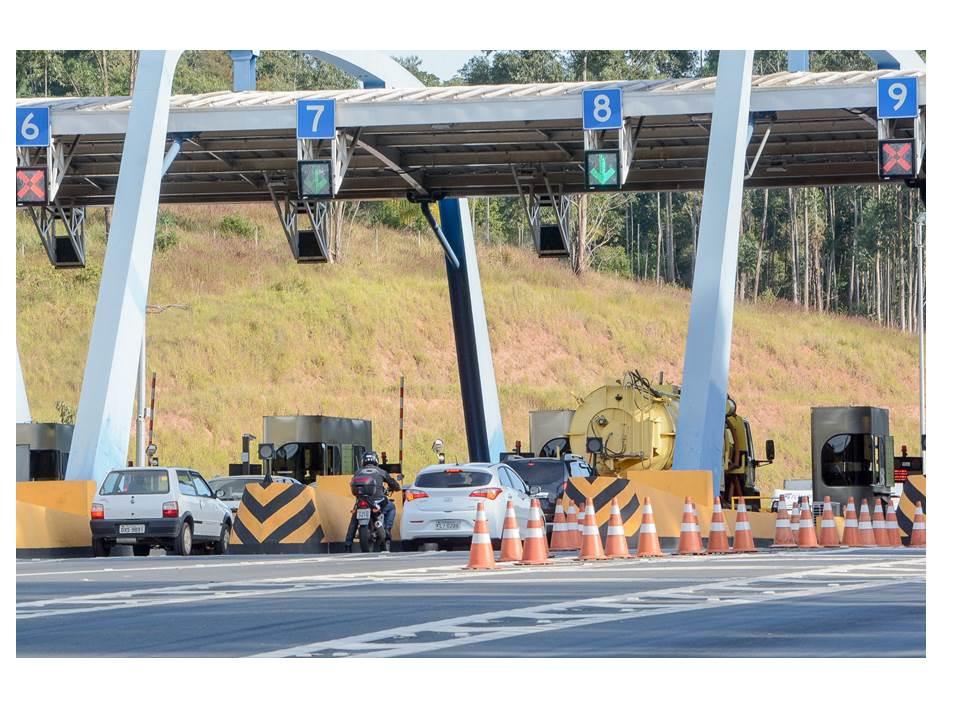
<box><xmin>500</xmin><ymin>454</ymin><xmax>595</xmax><ymax>533</ymax></box>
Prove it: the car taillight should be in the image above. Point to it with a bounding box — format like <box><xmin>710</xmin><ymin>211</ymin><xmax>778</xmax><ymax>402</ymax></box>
<box><xmin>162</xmin><ymin>501</ymin><xmax>178</xmax><ymax>518</ymax></box>
<box><xmin>404</xmin><ymin>490</ymin><xmax>429</xmax><ymax>502</ymax></box>
<box><xmin>90</xmin><ymin>503</ymin><xmax>104</xmax><ymax>520</ymax></box>
<box><xmin>358</xmin><ymin>499</ymin><xmax>369</xmax><ymax>508</ymax></box>
<box><xmin>469</xmin><ymin>488</ymin><xmax>502</xmax><ymax>500</ymax></box>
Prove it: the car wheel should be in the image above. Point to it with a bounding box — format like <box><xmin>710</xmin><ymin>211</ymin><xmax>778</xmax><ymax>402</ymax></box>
<box><xmin>92</xmin><ymin>537</ymin><xmax>109</xmax><ymax>557</ymax></box>
<box><xmin>133</xmin><ymin>544</ymin><xmax>150</xmax><ymax>557</ymax></box>
<box><xmin>174</xmin><ymin>521</ymin><xmax>193</xmax><ymax>556</ymax></box>
<box><xmin>358</xmin><ymin>525</ymin><xmax>371</xmax><ymax>552</ymax></box>
<box><xmin>214</xmin><ymin>520</ymin><xmax>230</xmax><ymax>555</ymax></box>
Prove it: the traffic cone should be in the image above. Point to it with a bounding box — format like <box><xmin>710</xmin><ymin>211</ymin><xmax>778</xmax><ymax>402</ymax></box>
<box><xmin>706</xmin><ymin>496</ymin><xmax>731</xmax><ymax>553</ymax></box>
<box><xmin>885</xmin><ymin>501</ymin><xmax>902</xmax><ymax>547</ymax></box>
<box><xmin>841</xmin><ymin>497</ymin><xmax>859</xmax><ymax>547</ymax></box>
<box><xmin>604</xmin><ymin>497</ymin><xmax>631</xmax><ymax>559</ymax></box>
<box><xmin>732</xmin><ymin>497</ymin><xmax>758</xmax><ymax>553</ymax></box>
<box><xmin>518</xmin><ymin>499</ymin><xmax>550</xmax><ymax>565</ymax></box>
<box><xmin>635</xmin><ymin>496</ymin><xmax>663</xmax><ymax>558</ymax></box>
<box><xmin>566</xmin><ymin>501</ymin><xmax>581</xmax><ymax>550</ymax></box>
<box><xmin>857</xmin><ymin>499</ymin><xmax>878</xmax><ymax>547</ymax></box>
<box><xmin>549</xmin><ymin>502</ymin><xmax>570</xmax><ymax>552</ymax></box>
<box><xmin>577</xmin><ymin>498</ymin><xmax>607</xmax><ymax>560</ymax></box>
<box><xmin>872</xmin><ymin>499</ymin><xmax>892</xmax><ymax>547</ymax></box>
<box><xmin>790</xmin><ymin>504</ymin><xmax>801</xmax><ymax>543</ymax></box>
<box><xmin>796</xmin><ymin>497</ymin><xmax>820</xmax><ymax>549</ymax></box>
<box><xmin>676</xmin><ymin>496</ymin><xmax>704</xmax><ymax>555</ymax></box>
<box><xmin>771</xmin><ymin>495</ymin><xmax>798</xmax><ymax>548</ymax></box>
<box><xmin>498</xmin><ymin>500</ymin><xmax>523</xmax><ymax>562</ymax></box>
<box><xmin>464</xmin><ymin>502</ymin><xmax>496</xmax><ymax>570</ymax></box>
<box><xmin>909</xmin><ymin>502</ymin><xmax>926</xmax><ymax>547</ymax></box>
<box><xmin>577</xmin><ymin>503</ymin><xmax>586</xmax><ymax>544</ymax></box>
<box><xmin>818</xmin><ymin>496</ymin><xmax>841</xmax><ymax>548</ymax></box>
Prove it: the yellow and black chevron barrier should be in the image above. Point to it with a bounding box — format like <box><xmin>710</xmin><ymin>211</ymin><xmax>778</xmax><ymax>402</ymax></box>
<box><xmin>229</xmin><ymin>481</ymin><xmax>324</xmax><ymax>554</ymax></box>
<box><xmin>896</xmin><ymin>475</ymin><xmax>926</xmax><ymax>544</ymax></box>
<box><xmin>563</xmin><ymin>475</ymin><xmax>644</xmax><ymax>539</ymax></box>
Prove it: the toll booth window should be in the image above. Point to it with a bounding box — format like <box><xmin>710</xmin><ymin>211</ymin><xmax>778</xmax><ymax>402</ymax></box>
<box><xmin>326</xmin><ymin>445</ymin><xmax>342</xmax><ymax>475</ymax></box>
<box><xmin>29</xmin><ymin>450</ymin><xmax>62</xmax><ymax>481</ymax></box>
<box><xmin>821</xmin><ymin>434</ymin><xmax>877</xmax><ymax>487</ymax></box>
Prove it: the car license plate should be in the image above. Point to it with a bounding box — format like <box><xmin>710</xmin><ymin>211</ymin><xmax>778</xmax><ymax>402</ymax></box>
<box><xmin>119</xmin><ymin>524</ymin><xmax>145</xmax><ymax>534</ymax></box>
<box><xmin>356</xmin><ymin>509</ymin><xmax>371</xmax><ymax>521</ymax></box>
<box><xmin>435</xmin><ymin>520</ymin><xmax>460</xmax><ymax>531</ymax></box>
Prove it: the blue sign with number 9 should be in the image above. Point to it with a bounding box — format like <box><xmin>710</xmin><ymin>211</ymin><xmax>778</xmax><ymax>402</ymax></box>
<box><xmin>16</xmin><ymin>107</ymin><xmax>50</xmax><ymax>147</ymax></box>
<box><xmin>297</xmin><ymin>99</ymin><xmax>335</xmax><ymax>139</ymax></box>
<box><xmin>582</xmin><ymin>89</ymin><xmax>623</xmax><ymax>131</ymax></box>
<box><xmin>877</xmin><ymin>77</ymin><xmax>918</xmax><ymax>120</ymax></box>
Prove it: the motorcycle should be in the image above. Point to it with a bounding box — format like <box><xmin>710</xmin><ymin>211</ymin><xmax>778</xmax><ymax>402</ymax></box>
<box><xmin>345</xmin><ymin>494</ymin><xmax>388</xmax><ymax>552</ymax></box>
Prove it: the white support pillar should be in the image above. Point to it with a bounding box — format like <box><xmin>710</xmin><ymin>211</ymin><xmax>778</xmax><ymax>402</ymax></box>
<box><xmin>674</xmin><ymin>50</ymin><xmax>755</xmax><ymax>495</ymax></box>
<box><xmin>16</xmin><ymin>347</ymin><xmax>31</xmax><ymax>423</ymax></box>
<box><xmin>65</xmin><ymin>51</ymin><xmax>182</xmax><ymax>481</ymax></box>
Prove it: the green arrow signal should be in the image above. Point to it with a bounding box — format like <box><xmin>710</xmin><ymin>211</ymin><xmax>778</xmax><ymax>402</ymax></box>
<box><xmin>589</xmin><ymin>154</ymin><xmax>617</xmax><ymax>185</ymax></box>
<box><xmin>309</xmin><ymin>166</ymin><xmax>329</xmax><ymax>190</ymax></box>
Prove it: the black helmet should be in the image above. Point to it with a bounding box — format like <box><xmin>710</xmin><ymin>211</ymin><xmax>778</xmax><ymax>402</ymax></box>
<box><xmin>361</xmin><ymin>451</ymin><xmax>379</xmax><ymax>468</ymax></box>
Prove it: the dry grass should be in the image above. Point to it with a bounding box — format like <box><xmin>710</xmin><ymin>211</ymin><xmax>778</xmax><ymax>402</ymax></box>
<box><xmin>16</xmin><ymin>204</ymin><xmax>921</xmax><ymax>493</ymax></box>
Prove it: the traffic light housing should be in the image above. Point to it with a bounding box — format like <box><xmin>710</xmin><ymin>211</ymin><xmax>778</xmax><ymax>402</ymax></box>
<box><xmin>297</xmin><ymin>160</ymin><xmax>334</xmax><ymax>199</ymax></box>
<box><xmin>16</xmin><ymin>166</ymin><xmax>48</xmax><ymax>205</ymax></box>
<box><xmin>584</xmin><ymin>149</ymin><xmax>621</xmax><ymax>191</ymax></box>
<box><xmin>878</xmin><ymin>139</ymin><xmax>917</xmax><ymax>180</ymax></box>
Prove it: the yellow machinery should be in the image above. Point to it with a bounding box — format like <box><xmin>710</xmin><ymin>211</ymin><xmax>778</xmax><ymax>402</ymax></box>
<box><xmin>559</xmin><ymin>371</ymin><xmax>773</xmax><ymax>508</ymax></box>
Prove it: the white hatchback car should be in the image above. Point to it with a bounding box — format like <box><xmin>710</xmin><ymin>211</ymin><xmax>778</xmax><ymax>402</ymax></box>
<box><xmin>399</xmin><ymin>462</ymin><xmax>547</xmax><ymax>550</ymax></box>
<box><xmin>90</xmin><ymin>467</ymin><xmax>233</xmax><ymax>557</ymax></box>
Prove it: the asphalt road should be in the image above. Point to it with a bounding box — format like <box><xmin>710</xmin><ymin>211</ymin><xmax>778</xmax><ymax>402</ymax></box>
<box><xmin>16</xmin><ymin>547</ymin><xmax>925</xmax><ymax>657</ymax></box>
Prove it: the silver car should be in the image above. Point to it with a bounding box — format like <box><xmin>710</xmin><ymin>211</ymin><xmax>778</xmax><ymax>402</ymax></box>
<box><xmin>208</xmin><ymin>474</ymin><xmax>301</xmax><ymax>515</ymax></box>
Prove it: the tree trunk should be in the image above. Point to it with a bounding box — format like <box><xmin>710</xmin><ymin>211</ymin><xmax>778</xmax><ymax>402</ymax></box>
<box><xmin>788</xmin><ymin>188</ymin><xmax>799</xmax><ymax>304</ymax></box>
<box><xmin>664</xmin><ymin>192</ymin><xmax>676</xmax><ymax>284</ymax></box>
<box><xmin>849</xmin><ymin>189</ymin><xmax>858</xmax><ymax>313</ymax></box>
<box><xmin>656</xmin><ymin>192</ymin><xmax>663</xmax><ymax>285</ymax></box>
<box><xmin>753</xmin><ymin>188</ymin><xmax>768</xmax><ymax>300</ymax></box>
<box><xmin>803</xmin><ymin>188</ymin><xmax>810</xmax><ymax>310</ymax></box>
<box><xmin>573</xmin><ymin>195</ymin><xmax>588</xmax><ymax>275</ymax></box>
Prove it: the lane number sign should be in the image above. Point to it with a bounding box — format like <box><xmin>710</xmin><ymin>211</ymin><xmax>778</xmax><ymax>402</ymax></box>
<box><xmin>16</xmin><ymin>107</ymin><xmax>50</xmax><ymax>147</ymax></box>
<box><xmin>877</xmin><ymin>77</ymin><xmax>918</xmax><ymax>120</ymax></box>
<box><xmin>297</xmin><ymin>99</ymin><xmax>335</xmax><ymax>139</ymax></box>
<box><xmin>582</xmin><ymin>88</ymin><xmax>623</xmax><ymax>131</ymax></box>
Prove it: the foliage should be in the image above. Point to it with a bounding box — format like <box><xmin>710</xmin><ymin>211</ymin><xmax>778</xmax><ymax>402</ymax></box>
<box><xmin>217</xmin><ymin>213</ymin><xmax>259</xmax><ymax>240</ymax></box>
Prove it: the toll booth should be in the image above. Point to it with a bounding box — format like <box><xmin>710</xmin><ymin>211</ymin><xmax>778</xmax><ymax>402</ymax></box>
<box><xmin>811</xmin><ymin>407</ymin><xmax>894</xmax><ymax>509</ymax></box>
<box><xmin>16</xmin><ymin>423</ymin><xmax>74</xmax><ymax>481</ymax></box>
<box><xmin>261</xmin><ymin>415</ymin><xmax>372</xmax><ymax>483</ymax></box>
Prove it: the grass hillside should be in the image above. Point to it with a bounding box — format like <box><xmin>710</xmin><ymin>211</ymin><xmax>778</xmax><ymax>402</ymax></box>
<box><xmin>16</xmin><ymin>204</ymin><xmax>921</xmax><ymax>496</ymax></box>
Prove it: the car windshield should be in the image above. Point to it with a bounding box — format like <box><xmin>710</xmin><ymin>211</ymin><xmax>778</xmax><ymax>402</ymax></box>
<box><xmin>416</xmin><ymin>470</ymin><xmax>492</xmax><ymax>488</ymax></box>
<box><xmin>504</xmin><ymin>460</ymin><xmax>567</xmax><ymax>488</ymax></box>
<box><xmin>100</xmin><ymin>470</ymin><xmax>169</xmax><ymax>495</ymax></box>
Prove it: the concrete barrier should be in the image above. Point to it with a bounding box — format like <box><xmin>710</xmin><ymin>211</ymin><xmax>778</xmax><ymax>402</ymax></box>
<box><xmin>16</xmin><ymin>480</ymin><xmax>97</xmax><ymax>555</ymax></box>
<box><xmin>229</xmin><ymin>481</ymin><xmax>324</xmax><ymax>553</ymax></box>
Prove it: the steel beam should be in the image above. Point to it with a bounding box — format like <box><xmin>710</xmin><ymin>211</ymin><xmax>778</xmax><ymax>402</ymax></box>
<box><xmin>865</xmin><ymin>51</ymin><xmax>925</xmax><ymax>71</ymax></box>
<box><xmin>229</xmin><ymin>51</ymin><xmax>260</xmax><ymax>92</ymax></box>
<box><xmin>17</xmin><ymin>348</ymin><xmax>31</xmax><ymax>423</ymax></box>
<box><xmin>674</xmin><ymin>51</ymin><xmax>755</xmax><ymax>495</ymax></box>
<box><xmin>65</xmin><ymin>51</ymin><xmax>182</xmax><ymax>481</ymax></box>
<box><xmin>439</xmin><ymin>198</ymin><xmax>506</xmax><ymax>463</ymax></box>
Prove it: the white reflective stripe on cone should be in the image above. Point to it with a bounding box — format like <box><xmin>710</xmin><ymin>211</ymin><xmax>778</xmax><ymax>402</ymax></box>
<box><xmin>643</xmin><ymin>505</ymin><xmax>654</xmax><ymax>514</ymax></box>
<box><xmin>581</xmin><ymin>526</ymin><xmax>599</xmax><ymax>536</ymax></box>
<box><xmin>640</xmin><ymin>523</ymin><xmax>658</xmax><ymax>533</ymax></box>
<box><xmin>607</xmin><ymin>525</ymin><xmax>624</xmax><ymax>536</ymax></box>
<box><xmin>502</xmin><ymin>528</ymin><xmax>520</xmax><ymax>539</ymax></box>
<box><xmin>846</xmin><ymin>519</ymin><xmax>859</xmax><ymax>527</ymax></box>
<box><xmin>735</xmin><ymin>522</ymin><xmax>751</xmax><ymax>531</ymax></box>
<box><xmin>860</xmin><ymin>521</ymin><xmax>873</xmax><ymax>529</ymax></box>
<box><xmin>472</xmin><ymin>534</ymin><xmax>490</xmax><ymax>544</ymax></box>
<box><xmin>913</xmin><ymin>522</ymin><xmax>925</xmax><ymax>529</ymax></box>
<box><xmin>526</xmin><ymin>527</ymin><xmax>545</xmax><ymax>538</ymax></box>
<box><xmin>775</xmin><ymin>519</ymin><xmax>790</xmax><ymax>527</ymax></box>
<box><xmin>680</xmin><ymin>523</ymin><xmax>699</xmax><ymax>532</ymax></box>
<box><xmin>821</xmin><ymin>519</ymin><xmax>836</xmax><ymax>528</ymax></box>
<box><xmin>799</xmin><ymin>520</ymin><xmax>814</xmax><ymax>528</ymax></box>
<box><xmin>710</xmin><ymin>523</ymin><xmax>726</xmax><ymax>532</ymax></box>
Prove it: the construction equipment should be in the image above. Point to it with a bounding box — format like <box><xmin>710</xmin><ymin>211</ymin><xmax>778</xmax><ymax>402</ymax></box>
<box><xmin>532</xmin><ymin>371</ymin><xmax>774</xmax><ymax>508</ymax></box>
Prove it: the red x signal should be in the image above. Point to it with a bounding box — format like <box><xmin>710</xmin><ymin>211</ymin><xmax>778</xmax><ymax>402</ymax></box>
<box><xmin>878</xmin><ymin>140</ymin><xmax>916</xmax><ymax>179</ymax></box>
<box><xmin>16</xmin><ymin>166</ymin><xmax>47</xmax><ymax>205</ymax></box>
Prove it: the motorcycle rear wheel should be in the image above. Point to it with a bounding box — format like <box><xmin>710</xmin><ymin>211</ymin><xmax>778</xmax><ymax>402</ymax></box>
<box><xmin>358</xmin><ymin>525</ymin><xmax>371</xmax><ymax>552</ymax></box>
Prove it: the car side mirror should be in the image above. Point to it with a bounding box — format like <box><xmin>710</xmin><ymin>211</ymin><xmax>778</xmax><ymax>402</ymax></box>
<box><xmin>215</xmin><ymin>488</ymin><xmax>225</xmax><ymax>499</ymax></box>
<box><xmin>529</xmin><ymin>485</ymin><xmax>541</xmax><ymax>495</ymax></box>
<box><xmin>765</xmin><ymin>439</ymin><xmax>776</xmax><ymax>463</ymax></box>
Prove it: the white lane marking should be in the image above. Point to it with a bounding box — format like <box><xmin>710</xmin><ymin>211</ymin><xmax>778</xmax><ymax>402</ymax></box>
<box><xmin>254</xmin><ymin>558</ymin><xmax>924</xmax><ymax>657</ymax></box>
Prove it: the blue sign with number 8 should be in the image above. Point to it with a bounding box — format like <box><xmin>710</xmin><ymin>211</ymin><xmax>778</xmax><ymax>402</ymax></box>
<box><xmin>582</xmin><ymin>88</ymin><xmax>623</xmax><ymax>131</ymax></box>
<box><xmin>877</xmin><ymin>77</ymin><xmax>918</xmax><ymax>120</ymax></box>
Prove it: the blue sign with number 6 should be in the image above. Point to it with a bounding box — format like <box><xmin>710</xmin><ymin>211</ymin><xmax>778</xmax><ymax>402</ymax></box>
<box><xmin>877</xmin><ymin>77</ymin><xmax>918</xmax><ymax>120</ymax></box>
<box><xmin>582</xmin><ymin>89</ymin><xmax>623</xmax><ymax>131</ymax></box>
<box><xmin>16</xmin><ymin>107</ymin><xmax>50</xmax><ymax>147</ymax></box>
<box><xmin>297</xmin><ymin>99</ymin><xmax>335</xmax><ymax>139</ymax></box>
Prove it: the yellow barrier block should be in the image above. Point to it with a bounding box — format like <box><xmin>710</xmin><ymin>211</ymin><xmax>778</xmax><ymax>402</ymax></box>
<box><xmin>16</xmin><ymin>480</ymin><xmax>98</xmax><ymax>550</ymax></box>
<box><xmin>312</xmin><ymin>475</ymin><xmax>404</xmax><ymax>545</ymax></box>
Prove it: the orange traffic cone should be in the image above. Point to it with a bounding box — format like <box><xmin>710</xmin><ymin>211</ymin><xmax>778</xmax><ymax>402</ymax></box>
<box><xmin>577</xmin><ymin>498</ymin><xmax>607</xmax><ymax>560</ymax></box>
<box><xmin>872</xmin><ymin>499</ymin><xmax>891</xmax><ymax>547</ymax></box>
<box><xmin>566</xmin><ymin>501</ymin><xmax>581</xmax><ymax>550</ymax></box>
<box><xmin>909</xmin><ymin>503</ymin><xmax>926</xmax><ymax>547</ymax></box>
<box><xmin>604</xmin><ymin>498</ymin><xmax>631</xmax><ymax>558</ymax></box>
<box><xmin>635</xmin><ymin>496</ymin><xmax>663</xmax><ymax>558</ymax></box>
<box><xmin>841</xmin><ymin>497</ymin><xmax>860</xmax><ymax>547</ymax></box>
<box><xmin>464</xmin><ymin>502</ymin><xmax>496</xmax><ymax>570</ymax></box>
<box><xmin>549</xmin><ymin>502</ymin><xmax>570</xmax><ymax>552</ymax></box>
<box><xmin>732</xmin><ymin>497</ymin><xmax>758</xmax><ymax>553</ymax></box>
<box><xmin>857</xmin><ymin>499</ymin><xmax>878</xmax><ymax>547</ymax></box>
<box><xmin>676</xmin><ymin>496</ymin><xmax>704</xmax><ymax>555</ymax></box>
<box><xmin>498</xmin><ymin>500</ymin><xmax>523</xmax><ymax>562</ymax></box>
<box><xmin>790</xmin><ymin>504</ymin><xmax>801</xmax><ymax>543</ymax></box>
<box><xmin>885</xmin><ymin>501</ymin><xmax>902</xmax><ymax>547</ymax></box>
<box><xmin>518</xmin><ymin>499</ymin><xmax>550</xmax><ymax>565</ymax></box>
<box><xmin>772</xmin><ymin>495</ymin><xmax>798</xmax><ymax>548</ymax></box>
<box><xmin>818</xmin><ymin>496</ymin><xmax>841</xmax><ymax>548</ymax></box>
<box><xmin>706</xmin><ymin>496</ymin><xmax>731</xmax><ymax>554</ymax></box>
<box><xmin>796</xmin><ymin>497</ymin><xmax>820</xmax><ymax>548</ymax></box>
<box><xmin>577</xmin><ymin>503</ymin><xmax>586</xmax><ymax>544</ymax></box>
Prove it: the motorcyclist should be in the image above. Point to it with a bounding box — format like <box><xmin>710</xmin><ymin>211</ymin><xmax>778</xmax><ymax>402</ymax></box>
<box><xmin>349</xmin><ymin>451</ymin><xmax>401</xmax><ymax>549</ymax></box>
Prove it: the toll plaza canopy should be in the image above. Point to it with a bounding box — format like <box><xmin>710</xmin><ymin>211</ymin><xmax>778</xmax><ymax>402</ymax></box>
<box><xmin>16</xmin><ymin>69</ymin><xmax>925</xmax><ymax>205</ymax></box>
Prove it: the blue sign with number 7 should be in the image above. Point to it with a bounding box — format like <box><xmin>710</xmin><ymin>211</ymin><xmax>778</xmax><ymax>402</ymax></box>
<box><xmin>582</xmin><ymin>88</ymin><xmax>623</xmax><ymax>131</ymax></box>
<box><xmin>877</xmin><ymin>77</ymin><xmax>918</xmax><ymax>120</ymax></box>
<box><xmin>297</xmin><ymin>99</ymin><xmax>336</xmax><ymax>139</ymax></box>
